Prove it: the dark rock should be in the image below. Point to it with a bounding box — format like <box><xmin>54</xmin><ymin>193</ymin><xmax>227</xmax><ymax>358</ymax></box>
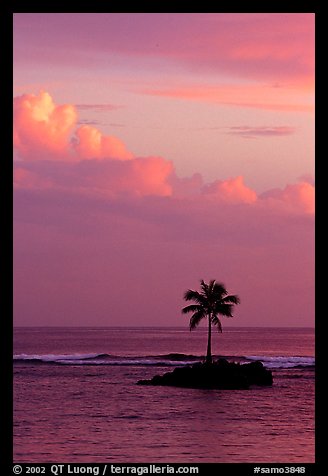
<box><xmin>240</xmin><ymin>360</ymin><xmax>273</xmax><ymax>386</ymax></box>
<box><xmin>216</xmin><ymin>358</ymin><xmax>230</xmax><ymax>367</ymax></box>
<box><xmin>137</xmin><ymin>379</ymin><xmax>150</xmax><ymax>385</ymax></box>
<box><xmin>137</xmin><ymin>359</ymin><xmax>273</xmax><ymax>389</ymax></box>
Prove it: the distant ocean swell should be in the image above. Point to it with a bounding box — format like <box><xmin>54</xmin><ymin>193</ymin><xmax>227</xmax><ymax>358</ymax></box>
<box><xmin>13</xmin><ymin>352</ymin><xmax>315</xmax><ymax>369</ymax></box>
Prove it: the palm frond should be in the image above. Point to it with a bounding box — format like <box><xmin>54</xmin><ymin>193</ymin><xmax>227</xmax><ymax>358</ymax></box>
<box><xmin>189</xmin><ymin>310</ymin><xmax>206</xmax><ymax>330</ymax></box>
<box><xmin>211</xmin><ymin>316</ymin><xmax>223</xmax><ymax>333</ymax></box>
<box><xmin>183</xmin><ymin>290</ymin><xmax>208</xmax><ymax>309</ymax></box>
<box><xmin>184</xmin><ymin>289</ymin><xmax>202</xmax><ymax>301</ymax></box>
<box><xmin>181</xmin><ymin>304</ymin><xmax>203</xmax><ymax>315</ymax></box>
<box><xmin>208</xmin><ymin>279</ymin><xmax>216</xmax><ymax>293</ymax></box>
<box><xmin>214</xmin><ymin>303</ymin><xmax>234</xmax><ymax>317</ymax></box>
<box><xmin>201</xmin><ymin>279</ymin><xmax>222</xmax><ymax>300</ymax></box>
<box><xmin>212</xmin><ymin>282</ymin><xmax>228</xmax><ymax>299</ymax></box>
<box><xmin>200</xmin><ymin>279</ymin><xmax>207</xmax><ymax>287</ymax></box>
<box><xmin>222</xmin><ymin>294</ymin><xmax>240</xmax><ymax>305</ymax></box>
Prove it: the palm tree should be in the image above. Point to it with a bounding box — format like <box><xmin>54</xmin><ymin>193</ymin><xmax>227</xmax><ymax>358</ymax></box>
<box><xmin>182</xmin><ymin>279</ymin><xmax>240</xmax><ymax>364</ymax></box>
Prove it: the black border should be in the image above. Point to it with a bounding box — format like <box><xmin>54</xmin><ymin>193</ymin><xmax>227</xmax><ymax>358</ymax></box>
<box><xmin>5</xmin><ymin>2</ymin><xmax>321</xmax><ymax>474</ymax></box>
<box><xmin>1</xmin><ymin>1</ymin><xmax>14</xmax><ymax>474</ymax></box>
<box><xmin>5</xmin><ymin>1</ymin><xmax>324</xmax><ymax>13</ymax></box>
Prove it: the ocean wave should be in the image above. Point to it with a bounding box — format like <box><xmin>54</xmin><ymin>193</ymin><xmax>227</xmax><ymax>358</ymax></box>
<box><xmin>14</xmin><ymin>352</ymin><xmax>109</xmax><ymax>362</ymax></box>
<box><xmin>13</xmin><ymin>352</ymin><xmax>314</xmax><ymax>369</ymax></box>
<box><xmin>13</xmin><ymin>352</ymin><xmax>202</xmax><ymax>366</ymax></box>
<box><xmin>244</xmin><ymin>355</ymin><xmax>315</xmax><ymax>369</ymax></box>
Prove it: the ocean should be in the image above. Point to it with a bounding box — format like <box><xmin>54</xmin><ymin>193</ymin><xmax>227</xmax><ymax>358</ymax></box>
<box><xmin>13</xmin><ymin>327</ymin><xmax>315</xmax><ymax>463</ymax></box>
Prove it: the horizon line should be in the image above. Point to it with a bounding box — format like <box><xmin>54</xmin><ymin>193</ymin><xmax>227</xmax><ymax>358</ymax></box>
<box><xmin>13</xmin><ymin>325</ymin><xmax>315</xmax><ymax>329</ymax></box>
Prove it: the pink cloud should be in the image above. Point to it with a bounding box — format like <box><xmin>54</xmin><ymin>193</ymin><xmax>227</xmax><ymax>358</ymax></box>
<box><xmin>14</xmin><ymin>155</ymin><xmax>314</xmax><ymax>217</ymax></box>
<box><xmin>260</xmin><ymin>182</ymin><xmax>315</xmax><ymax>215</ymax></box>
<box><xmin>73</xmin><ymin>125</ymin><xmax>133</xmax><ymax>160</ymax></box>
<box><xmin>169</xmin><ymin>173</ymin><xmax>204</xmax><ymax>198</ymax></box>
<box><xmin>14</xmin><ymin>14</ymin><xmax>314</xmax><ymax>86</ymax></box>
<box><xmin>13</xmin><ymin>182</ymin><xmax>314</xmax><ymax>327</ymax></box>
<box><xmin>142</xmin><ymin>84</ymin><xmax>313</xmax><ymax>112</ymax></box>
<box><xmin>75</xmin><ymin>103</ymin><xmax>123</xmax><ymax>112</ymax></box>
<box><xmin>13</xmin><ymin>97</ymin><xmax>314</xmax><ymax>327</ymax></box>
<box><xmin>202</xmin><ymin>176</ymin><xmax>257</xmax><ymax>204</ymax></box>
<box><xmin>160</xmin><ymin>14</ymin><xmax>314</xmax><ymax>87</ymax></box>
<box><xmin>297</xmin><ymin>173</ymin><xmax>315</xmax><ymax>186</ymax></box>
<box><xmin>90</xmin><ymin>156</ymin><xmax>174</xmax><ymax>197</ymax></box>
<box><xmin>13</xmin><ymin>91</ymin><xmax>314</xmax><ymax>211</ymax></box>
<box><xmin>13</xmin><ymin>91</ymin><xmax>132</xmax><ymax>161</ymax></box>
<box><xmin>14</xmin><ymin>157</ymin><xmax>174</xmax><ymax>198</ymax></box>
<box><xmin>13</xmin><ymin>91</ymin><xmax>175</xmax><ymax>197</ymax></box>
<box><xmin>13</xmin><ymin>166</ymin><xmax>53</xmax><ymax>190</ymax></box>
<box><xmin>227</xmin><ymin>126</ymin><xmax>296</xmax><ymax>139</ymax></box>
<box><xmin>13</xmin><ymin>91</ymin><xmax>77</xmax><ymax>161</ymax></box>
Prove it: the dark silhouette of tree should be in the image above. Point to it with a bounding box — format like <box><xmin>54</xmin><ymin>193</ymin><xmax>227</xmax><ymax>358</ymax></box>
<box><xmin>182</xmin><ymin>279</ymin><xmax>240</xmax><ymax>364</ymax></box>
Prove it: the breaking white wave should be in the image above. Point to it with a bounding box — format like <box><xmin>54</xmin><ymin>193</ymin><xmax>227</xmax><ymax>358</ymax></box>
<box><xmin>13</xmin><ymin>352</ymin><xmax>314</xmax><ymax>369</ymax></box>
<box><xmin>244</xmin><ymin>355</ymin><xmax>315</xmax><ymax>369</ymax></box>
<box><xmin>13</xmin><ymin>352</ymin><xmax>200</xmax><ymax>366</ymax></box>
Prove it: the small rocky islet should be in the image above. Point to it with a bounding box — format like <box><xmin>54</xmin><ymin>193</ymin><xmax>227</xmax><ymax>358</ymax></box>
<box><xmin>137</xmin><ymin>358</ymin><xmax>273</xmax><ymax>390</ymax></box>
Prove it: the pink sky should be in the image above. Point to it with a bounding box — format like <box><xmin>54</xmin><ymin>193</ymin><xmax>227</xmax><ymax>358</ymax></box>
<box><xmin>13</xmin><ymin>13</ymin><xmax>314</xmax><ymax>327</ymax></box>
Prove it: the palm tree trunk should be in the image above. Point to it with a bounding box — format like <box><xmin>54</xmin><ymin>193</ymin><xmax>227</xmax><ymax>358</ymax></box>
<box><xmin>206</xmin><ymin>314</ymin><xmax>212</xmax><ymax>364</ymax></box>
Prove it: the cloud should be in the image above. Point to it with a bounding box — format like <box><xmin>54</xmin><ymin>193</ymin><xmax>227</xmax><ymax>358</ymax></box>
<box><xmin>13</xmin><ymin>156</ymin><xmax>174</xmax><ymax>198</ymax></box>
<box><xmin>72</xmin><ymin>125</ymin><xmax>133</xmax><ymax>160</ymax></box>
<box><xmin>13</xmin><ymin>95</ymin><xmax>314</xmax><ymax>328</ymax></box>
<box><xmin>226</xmin><ymin>126</ymin><xmax>296</xmax><ymax>139</ymax></box>
<box><xmin>14</xmin><ymin>14</ymin><xmax>314</xmax><ymax>87</ymax></box>
<box><xmin>142</xmin><ymin>84</ymin><xmax>313</xmax><ymax>112</ymax></box>
<box><xmin>13</xmin><ymin>166</ymin><xmax>53</xmax><ymax>190</ymax></box>
<box><xmin>77</xmin><ymin>120</ymin><xmax>125</xmax><ymax>128</ymax></box>
<box><xmin>107</xmin><ymin>123</ymin><xmax>125</xmax><ymax>128</ymax></box>
<box><xmin>202</xmin><ymin>176</ymin><xmax>257</xmax><ymax>204</ymax></box>
<box><xmin>13</xmin><ymin>91</ymin><xmax>314</xmax><ymax>212</ymax></box>
<box><xmin>260</xmin><ymin>182</ymin><xmax>315</xmax><ymax>214</ymax></box>
<box><xmin>13</xmin><ymin>91</ymin><xmax>77</xmax><ymax>161</ymax></box>
<box><xmin>13</xmin><ymin>91</ymin><xmax>132</xmax><ymax>161</ymax></box>
<box><xmin>13</xmin><ymin>178</ymin><xmax>314</xmax><ymax>327</ymax></box>
<box><xmin>297</xmin><ymin>173</ymin><xmax>315</xmax><ymax>186</ymax></box>
<box><xmin>77</xmin><ymin>119</ymin><xmax>101</xmax><ymax>126</ymax></box>
<box><xmin>169</xmin><ymin>173</ymin><xmax>204</xmax><ymax>199</ymax></box>
<box><xmin>75</xmin><ymin>104</ymin><xmax>123</xmax><ymax>112</ymax></box>
<box><xmin>14</xmin><ymin>156</ymin><xmax>314</xmax><ymax>216</ymax></box>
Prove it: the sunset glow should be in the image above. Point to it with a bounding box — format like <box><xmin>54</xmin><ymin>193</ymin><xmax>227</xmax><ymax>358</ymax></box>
<box><xmin>13</xmin><ymin>13</ymin><xmax>314</xmax><ymax>327</ymax></box>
